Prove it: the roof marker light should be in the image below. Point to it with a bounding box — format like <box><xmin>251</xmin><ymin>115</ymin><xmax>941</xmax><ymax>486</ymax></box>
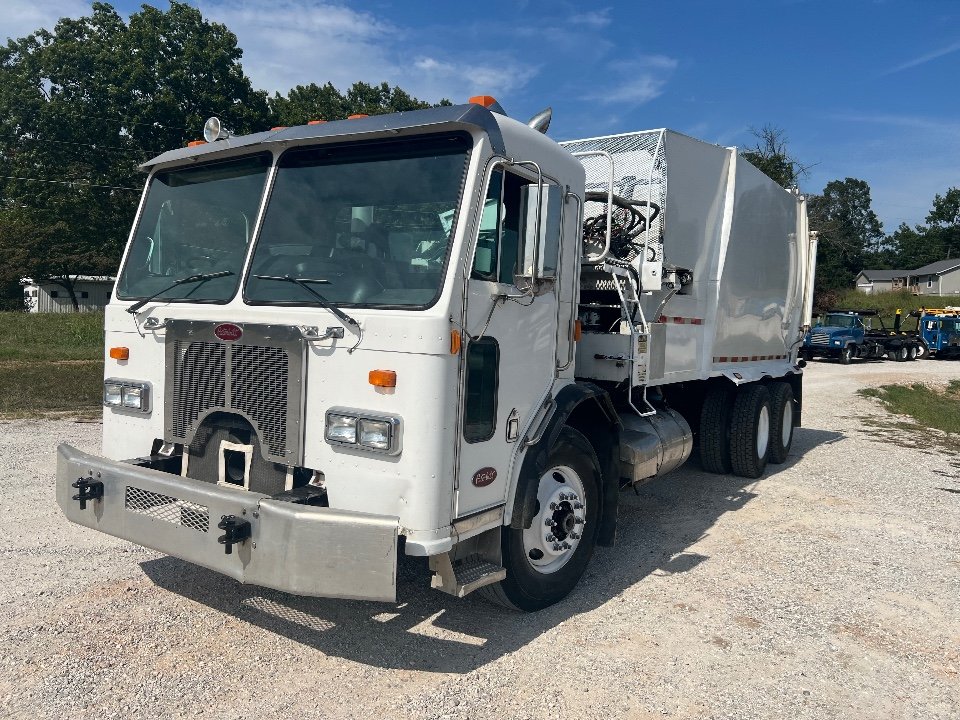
<box><xmin>186</xmin><ymin>140</ymin><xmax>205</xmax><ymax>147</ymax></box>
<box><xmin>308</xmin><ymin>120</ymin><xmax>327</xmax><ymax>125</ymax></box>
<box><xmin>348</xmin><ymin>114</ymin><xmax>369</xmax><ymax>120</ymax></box>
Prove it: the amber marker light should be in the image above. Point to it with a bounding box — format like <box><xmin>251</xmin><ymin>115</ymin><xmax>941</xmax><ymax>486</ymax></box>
<box><xmin>348</xmin><ymin>114</ymin><xmax>369</xmax><ymax>119</ymax></box>
<box><xmin>270</xmin><ymin>126</ymin><xmax>288</xmax><ymax>131</ymax></box>
<box><xmin>109</xmin><ymin>347</ymin><xmax>130</xmax><ymax>360</ymax></box>
<box><xmin>186</xmin><ymin>140</ymin><xmax>206</xmax><ymax>147</ymax></box>
<box><xmin>468</xmin><ymin>95</ymin><xmax>498</xmax><ymax>108</ymax></box>
<box><xmin>369</xmin><ymin>370</ymin><xmax>397</xmax><ymax>388</ymax></box>
<box><xmin>574</xmin><ymin>320</ymin><xmax>583</xmax><ymax>342</ymax></box>
<box><xmin>450</xmin><ymin>329</ymin><xmax>462</xmax><ymax>355</ymax></box>
<box><xmin>307</xmin><ymin>120</ymin><xmax>327</xmax><ymax>125</ymax></box>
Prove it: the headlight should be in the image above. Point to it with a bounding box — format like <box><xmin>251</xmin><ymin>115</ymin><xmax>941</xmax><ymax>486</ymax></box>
<box><xmin>325</xmin><ymin>408</ymin><xmax>401</xmax><ymax>455</ymax></box>
<box><xmin>104</xmin><ymin>379</ymin><xmax>150</xmax><ymax>412</ymax></box>
<box><xmin>359</xmin><ymin>418</ymin><xmax>392</xmax><ymax>450</ymax></box>
<box><xmin>833</xmin><ymin>340</ymin><xmax>841</xmax><ymax>346</ymax></box>
<box><xmin>104</xmin><ymin>382</ymin><xmax>123</xmax><ymax>406</ymax></box>
<box><xmin>326</xmin><ymin>414</ymin><xmax>357</xmax><ymax>444</ymax></box>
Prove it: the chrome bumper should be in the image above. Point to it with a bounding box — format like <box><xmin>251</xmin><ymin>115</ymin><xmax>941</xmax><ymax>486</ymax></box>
<box><xmin>56</xmin><ymin>444</ymin><xmax>399</xmax><ymax>601</ymax></box>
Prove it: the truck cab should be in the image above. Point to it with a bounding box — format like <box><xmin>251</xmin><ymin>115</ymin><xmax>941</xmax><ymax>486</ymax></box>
<box><xmin>803</xmin><ymin>311</ymin><xmax>867</xmax><ymax>363</ymax></box>
<box><xmin>918</xmin><ymin>309</ymin><xmax>960</xmax><ymax>357</ymax></box>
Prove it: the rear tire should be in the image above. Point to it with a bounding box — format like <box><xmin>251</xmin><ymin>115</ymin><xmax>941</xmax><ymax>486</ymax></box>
<box><xmin>699</xmin><ymin>386</ymin><xmax>733</xmax><ymax>474</ymax></box>
<box><xmin>908</xmin><ymin>344</ymin><xmax>918</xmax><ymax>360</ymax></box>
<box><xmin>767</xmin><ymin>382</ymin><xmax>794</xmax><ymax>465</ymax></box>
<box><xmin>896</xmin><ymin>345</ymin><xmax>909</xmax><ymax>361</ymax></box>
<box><xmin>729</xmin><ymin>384</ymin><xmax>772</xmax><ymax>479</ymax></box>
<box><xmin>481</xmin><ymin>426</ymin><xmax>600</xmax><ymax>612</ymax></box>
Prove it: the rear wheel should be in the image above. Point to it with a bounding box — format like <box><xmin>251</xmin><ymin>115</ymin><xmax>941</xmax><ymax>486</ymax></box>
<box><xmin>908</xmin><ymin>344</ymin><xmax>918</xmax><ymax>360</ymax></box>
<box><xmin>482</xmin><ymin>427</ymin><xmax>600</xmax><ymax>612</ymax></box>
<box><xmin>729</xmin><ymin>384</ymin><xmax>772</xmax><ymax>479</ymax></box>
<box><xmin>699</xmin><ymin>386</ymin><xmax>733</xmax><ymax>474</ymax></box>
<box><xmin>895</xmin><ymin>345</ymin><xmax>909</xmax><ymax>361</ymax></box>
<box><xmin>767</xmin><ymin>382</ymin><xmax>794</xmax><ymax>465</ymax></box>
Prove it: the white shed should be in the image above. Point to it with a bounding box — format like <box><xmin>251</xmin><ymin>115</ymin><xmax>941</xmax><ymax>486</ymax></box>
<box><xmin>21</xmin><ymin>276</ymin><xmax>115</xmax><ymax>313</ymax></box>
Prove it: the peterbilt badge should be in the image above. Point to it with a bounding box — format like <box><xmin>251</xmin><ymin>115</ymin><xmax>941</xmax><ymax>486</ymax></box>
<box><xmin>214</xmin><ymin>323</ymin><xmax>243</xmax><ymax>341</ymax></box>
<box><xmin>472</xmin><ymin>467</ymin><xmax>497</xmax><ymax>487</ymax></box>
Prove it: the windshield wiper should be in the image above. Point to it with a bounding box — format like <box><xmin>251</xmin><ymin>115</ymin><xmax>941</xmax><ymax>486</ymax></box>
<box><xmin>254</xmin><ymin>274</ymin><xmax>359</xmax><ymax>329</ymax></box>
<box><xmin>126</xmin><ymin>270</ymin><xmax>234</xmax><ymax>314</ymax></box>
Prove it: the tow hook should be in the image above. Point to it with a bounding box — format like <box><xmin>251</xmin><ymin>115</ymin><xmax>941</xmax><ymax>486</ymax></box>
<box><xmin>71</xmin><ymin>477</ymin><xmax>104</xmax><ymax>510</ymax></box>
<box><xmin>217</xmin><ymin>515</ymin><xmax>251</xmax><ymax>555</ymax></box>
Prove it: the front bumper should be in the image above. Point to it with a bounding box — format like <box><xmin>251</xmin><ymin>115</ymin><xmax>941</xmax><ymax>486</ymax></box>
<box><xmin>56</xmin><ymin>444</ymin><xmax>399</xmax><ymax>601</ymax></box>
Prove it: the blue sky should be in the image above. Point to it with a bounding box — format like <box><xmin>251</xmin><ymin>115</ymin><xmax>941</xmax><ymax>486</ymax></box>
<box><xmin>3</xmin><ymin>0</ymin><xmax>958</xmax><ymax>232</ymax></box>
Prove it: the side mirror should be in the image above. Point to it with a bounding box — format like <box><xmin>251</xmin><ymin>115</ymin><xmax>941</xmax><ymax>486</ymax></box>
<box><xmin>517</xmin><ymin>183</ymin><xmax>562</xmax><ymax>283</ymax></box>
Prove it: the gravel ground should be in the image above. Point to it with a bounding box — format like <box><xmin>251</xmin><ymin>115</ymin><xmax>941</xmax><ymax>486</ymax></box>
<box><xmin>1</xmin><ymin>359</ymin><xmax>958</xmax><ymax>720</ymax></box>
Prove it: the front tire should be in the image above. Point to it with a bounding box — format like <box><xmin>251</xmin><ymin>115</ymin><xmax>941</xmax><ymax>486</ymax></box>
<box><xmin>839</xmin><ymin>346</ymin><xmax>853</xmax><ymax>365</ymax></box>
<box><xmin>767</xmin><ymin>382</ymin><xmax>794</xmax><ymax>465</ymax></box>
<box><xmin>483</xmin><ymin>426</ymin><xmax>601</xmax><ymax>612</ymax></box>
<box><xmin>729</xmin><ymin>384</ymin><xmax>772</xmax><ymax>479</ymax></box>
<box><xmin>916</xmin><ymin>340</ymin><xmax>929</xmax><ymax>359</ymax></box>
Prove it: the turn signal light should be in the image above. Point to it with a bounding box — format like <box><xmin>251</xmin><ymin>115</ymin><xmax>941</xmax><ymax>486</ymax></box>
<box><xmin>574</xmin><ymin>320</ymin><xmax>583</xmax><ymax>342</ymax></box>
<box><xmin>368</xmin><ymin>369</ymin><xmax>397</xmax><ymax>388</ymax></box>
<box><xmin>450</xmin><ymin>329</ymin><xmax>462</xmax><ymax>355</ymax></box>
<box><xmin>109</xmin><ymin>347</ymin><xmax>129</xmax><ymax>360</ymax></box>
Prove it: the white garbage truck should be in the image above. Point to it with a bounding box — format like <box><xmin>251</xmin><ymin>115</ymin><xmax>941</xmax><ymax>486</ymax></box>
<box><xmin>57</xmin><ymin>97</ymin><xmax>817</xmax><ymax>611</ymax></box>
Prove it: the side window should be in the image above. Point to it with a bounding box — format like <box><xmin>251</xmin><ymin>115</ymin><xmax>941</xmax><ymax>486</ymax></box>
<box><xmin>470</xmin><ymin>168</ymin><xmax>532</xmax><ymax>285</ymax></box>
<box><xmin>463</xmin><ymin>337</ymin><xmax>499</xmax><ymax>443</ymax></box>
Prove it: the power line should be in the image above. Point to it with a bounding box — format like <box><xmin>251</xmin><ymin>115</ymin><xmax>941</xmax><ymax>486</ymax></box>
<box><xmin>0</xmin><ymin>174</ymin><xmax>140</xmax><ymax>191</ymax></box>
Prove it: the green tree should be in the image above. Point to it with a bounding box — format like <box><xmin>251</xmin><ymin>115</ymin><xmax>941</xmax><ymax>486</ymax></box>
<box><xmin>740</xmin><ymin>125</ymin><xmax>808</xmax><ymax>188</ymax></box>
<box><xmin>885</xmin><ymin>187</ymin><xmax>960</xmax><ymax>269</ymax></box>
<box><xmin>0</xmin><ymin>2</ymin><xmax>270</xmax><ymax>309</ymax></box>
<box><xmin>269</xmin><ymin>80</ymin><xmax>445</xmax><ymax>126</ymax></box>
<box><xmin>808</xmin><ymin>178</ymin><xmax>884</xmax><ymax>291</ymax></box>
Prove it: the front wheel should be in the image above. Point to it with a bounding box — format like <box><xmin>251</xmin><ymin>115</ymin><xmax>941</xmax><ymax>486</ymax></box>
<box><xmin>839</xmin><ymin>346</ymin><xmax>853</xmax><ymax>365</ymax></box>
<box><xmin>916</xmin><ymin>340</ymin><xmax>929</xmax><ymax>359</ymax></box>
<box><xmin>482</xmin><ymin>427</ymin><xmax>601</xmax><ymax>612</ymax></box>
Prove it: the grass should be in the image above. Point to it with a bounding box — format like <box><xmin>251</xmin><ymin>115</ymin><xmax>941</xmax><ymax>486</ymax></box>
<box><xmin>0</xmin><ymin>312</ymin><xmax>104</xmax><ymax>418</ymax></box>
<box><xmin>0</xmin><ymin>311</ymin><xmax>103</xmax><ymax>361</ymax></box>
<box><xmin>858</xmin><ymin>381</ymin><xmax>960</xmax><ymax>435</ymax></box>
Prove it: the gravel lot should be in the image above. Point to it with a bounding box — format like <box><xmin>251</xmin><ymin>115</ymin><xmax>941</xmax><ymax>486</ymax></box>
<box><xmin>2</xmin><ymin>359</ymin><xmax>958</xmax><ymax>720</ymax></box>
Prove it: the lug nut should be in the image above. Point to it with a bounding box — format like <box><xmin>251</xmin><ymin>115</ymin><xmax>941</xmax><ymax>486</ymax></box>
<box><xmin>573</xmin><ymin>502</ymin><xmax>583</xmax><ymax>510</ymax></box>
<box><xmin>549</xmin><ymin>502</ymin><xmax>557</xmax><ymax>510</ymax></box>
<box><xmin>546</xmin><ymin>534</ymin><xmax>556</xmax><ymax>542</ymax></box>
<box><xmin>558</xmin><ymin>493</ymin><xmax>567</xmax><ymax>501</ymax></box>
<box><xmin>562</xmin><ymin>542</ymin><xmax>571</xmax><ymax>550</ymax></box>
<box><xmin>575</xmin><ymin>517</ymin><xmax>584</xmax><ymax>525</ymax></box>
<box><xmin>544</xmin><ymin>518</ymin><xmax>554</xmax><ymax>526</ymax></box>
<box><xmin>552</xmin><ymin>543</ymin><xmax>562</xmax><ymax>551</ymax></box>
<box><xmin>570</xmin><ymin>533</ymin><xmax>580</xmax><ymax>540</ymax></box>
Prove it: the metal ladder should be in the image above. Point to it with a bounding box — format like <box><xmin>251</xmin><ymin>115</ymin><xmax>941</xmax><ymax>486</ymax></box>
<box><xmin>605</xmin><ymin>263</ymin><xmax>656</xmax><ymax>417</ymax></box>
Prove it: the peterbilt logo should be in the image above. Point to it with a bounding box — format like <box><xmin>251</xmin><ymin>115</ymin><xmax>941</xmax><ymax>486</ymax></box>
<box><xmin>214</xmin><ymin>323</ymin><xmax>243</xmax><ymax>341</ymax></box>
<box><xmin>472</xmin><ymin>467</ymin><xmax>497</xmax><ymax>487</ymax></box>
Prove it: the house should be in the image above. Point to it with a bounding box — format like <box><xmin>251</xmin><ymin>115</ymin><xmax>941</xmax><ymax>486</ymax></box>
<box><xmin>908</xmin><ymin>259</ymin><xmax>960</xmax><ymax>296</ymax></box>
<box><xmin>21</xmin><ymin>276</ymin><xmax>115</xmax><ymax>313</ymax></box>
<box><xmin>855</xmin><ymin>269</ymin><xmax>910</xmax><ymax>294</ymax></box>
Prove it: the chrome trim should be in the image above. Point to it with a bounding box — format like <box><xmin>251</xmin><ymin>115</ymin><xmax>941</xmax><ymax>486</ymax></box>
<box><xmin>104</xmin><ymin>378</ymin><xmax>151</xmax><ymax>413</ymax></box>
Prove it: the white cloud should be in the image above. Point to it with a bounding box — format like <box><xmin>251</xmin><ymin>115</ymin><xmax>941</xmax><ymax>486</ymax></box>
<box><xmin>0</xmin><ymin>0</ymin><xmax>91</xmax><ymax>42</ymax></box>
<box><xmin>199</xmin><ymin>0</ymin><xmax>539</xmax><ymax>103</ymax></box>
<box><xmin>883</xmin><ymin>39</ymin><xmax>960</xmax><ymax>75</ymax></box>
<box><xmin>588</xmin><ymin>55</ymin><xmax>678</xmax><ymax>105</ymax></box>
<box><xmin>569</xmin><ymin>9</ymin><xmax>611</xmax><ymax>29</ymax></box>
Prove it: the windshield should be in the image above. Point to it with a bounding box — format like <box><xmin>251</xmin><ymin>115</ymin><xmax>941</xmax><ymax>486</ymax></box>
<box><xmin>245</xmin><ymin>135</ymin><xmax>470</xmax><ymax>308</ymax></box>
<box><xmin>117</xmin><ymin>155</ymin><xmax>270</xmax><ymax>302</ymax></box>
<box><xmin>823</xmin><ymin>314</ymin><xmax>858</xmax><ymax>328</ymax></box>
<box><xmin>942</xmin><ymin>318</ymin><xmax>958</xmax><ymax>332</ymax></box>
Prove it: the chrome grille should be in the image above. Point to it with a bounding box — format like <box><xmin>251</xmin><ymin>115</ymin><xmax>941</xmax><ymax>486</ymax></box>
<box><xmin>231</xmin><ymin>344</ymin><xmax>289</xmax><ymax>456</ymax></box>
<box><xmin>125</xmin><ymin>485</ymin><xmax>209</xmax><ymax>532</ymax></box>
<box><xmin>165</xmin><ymin>322</ymin><xmax>305</xmax><ymax>464</ymax></box>
<box><xmin>810</xmin><ymin>333</ymin><xmax>830</xmax><ymax>346</ymax></box>
<box><xmin>172</xmin><ymin>341</ymin><xmax>226</xmax><ymax>439</ymax></box>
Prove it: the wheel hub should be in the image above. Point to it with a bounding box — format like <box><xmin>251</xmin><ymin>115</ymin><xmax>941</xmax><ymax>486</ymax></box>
<box><xmin>523</xmin><ymin>466</ymin><xmax>586</xmax><ymax>573</ymax></box>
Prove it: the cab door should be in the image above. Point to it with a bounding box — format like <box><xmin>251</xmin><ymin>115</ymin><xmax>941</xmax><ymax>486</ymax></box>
<box><xmin>454</xmin><ymin>166</ymin><xmax>563</xmax><ymax>518</ymax></box>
